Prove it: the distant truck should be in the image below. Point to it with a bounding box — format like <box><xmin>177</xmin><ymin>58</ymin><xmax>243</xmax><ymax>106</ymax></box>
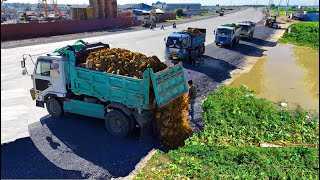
<box><xmin>165</xmin><ymin>27</ymin><xmax>206</xmax><ymax>64</ymax></box>
<box><xmin>238</xmin><ymin>21</ymin><xmax>256</xmax><ymax>39</ymax></box>
<box><xmin>214</xmin><ymin>23</ymin><xmax>242</xmax><ymax>48</ymax></box>
<box><xmin>20</xmin><ymin>40</ymin><xmax>189</xmax><ymax>139</ymax></box>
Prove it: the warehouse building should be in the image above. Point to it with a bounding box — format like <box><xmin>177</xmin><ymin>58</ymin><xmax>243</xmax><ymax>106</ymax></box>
<box><xmin>152</xmin><ymin>1</ymin><xmax>201</xmax><ymax>10</ymax></box>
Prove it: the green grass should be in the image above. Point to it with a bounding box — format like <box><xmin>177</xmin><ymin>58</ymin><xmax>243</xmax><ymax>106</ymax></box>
<box><xmin>135</xmin><ymin>86</ymin><xmax>319</xmax><ymax>179</ymax></box>
<box><xmin>279</xmin><ymin>22</ymin><xmax>319</xmax><ymax>49</ymax></box>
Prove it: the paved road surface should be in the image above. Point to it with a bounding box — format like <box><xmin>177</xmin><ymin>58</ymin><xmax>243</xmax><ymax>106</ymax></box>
<box><xmin>1</xmin><ymin>8</ymin><xmax>274</xmax><ymax>179</ymax></box>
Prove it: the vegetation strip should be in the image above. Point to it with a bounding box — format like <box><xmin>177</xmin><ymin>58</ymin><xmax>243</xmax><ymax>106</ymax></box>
<box><xmin>279</xmin><ymin>22</ymin><xmax>319</xmax><ymax>49</ymax></box>
<box><xmin>135</xmin><ymin>86</ymin><xmax>319</xmax><ymax>179</ymax></box>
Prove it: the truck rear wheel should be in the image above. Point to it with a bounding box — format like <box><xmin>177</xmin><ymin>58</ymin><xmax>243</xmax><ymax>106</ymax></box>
<box><xmin>105</xmin><ymin>110</ymin><xmax>131</xmax><ymax>137</ymax></box>
<box><xmin>201</xmin><ymin>44</ymin><xmax>205</xmax><ymax>54</ymax></box>
<box><xmin>46</xmin><ymin>97</ymin><xmax>63</xmax><ymax>117</ymax></box>
<box><xmin>230</xmin><ymin>40</ymin><xmax>235</xmax><ymax>48</ymax></box>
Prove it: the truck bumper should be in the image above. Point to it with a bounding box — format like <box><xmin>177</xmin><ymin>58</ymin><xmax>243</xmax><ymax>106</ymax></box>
<box><xmin>36</xmin><ymin>100</ymin><xmax>45</xmax><ymax>108</ymax></box>
<box><xmin>167</xmin><ymin>53</ymin><xmax>185</xmax><ymax>60</ymax></box>
<box><xmin>215</xmin><ymin>41</ymin><xmax>231</xmax><ymax>45</ymax></box>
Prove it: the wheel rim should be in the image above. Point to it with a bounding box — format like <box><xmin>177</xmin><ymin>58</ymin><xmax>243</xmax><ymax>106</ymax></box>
<box><xmin>110</xmin><ymin>116</ymin><xmax>122</xmax><ymax>133</ymax></box>
<box><xmin>49</xmin><ymin>101</ymin><xmax>58</xmax><ymax>114</ymax></box>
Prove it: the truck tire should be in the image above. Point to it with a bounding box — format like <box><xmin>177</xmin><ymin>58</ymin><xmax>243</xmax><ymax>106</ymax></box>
<box><xmin>185</xmin><ymin>50</ymin><xmax>191</xmax><ymax>64</ymax></box>
<box><xmin>237</xmin><ymin>37</ymin><xmax>240</xmax><ymax>44</ymax></box>
<box><xmin>46</xmin><ymin>97</ymin><xmax>63</xmax><ymax>117</ymax></box>
<box><xmin>201</xmin><ymin>44</ymin><xmax>205</xmax><ymax>54</ymax></box>
<box><xmin>105</xmin><ymin>110</ymin><xmax>131</xmax><ymax>137</ymax></box>
<box><xmin>249</xmin><ymin>33</ymin><xmax>253</xmax><ymax>39</ymax></box>
<box><xmin>230</xmin><ymin>40</ymin><xmax>235</xmax><ymax>48</ymax></box>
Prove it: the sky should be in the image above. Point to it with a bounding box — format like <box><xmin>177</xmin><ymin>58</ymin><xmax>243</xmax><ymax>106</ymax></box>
<box><xmin>4</xmin><ymin>0</ymin><xmax>320</xmax><ymax>6</ymax></box>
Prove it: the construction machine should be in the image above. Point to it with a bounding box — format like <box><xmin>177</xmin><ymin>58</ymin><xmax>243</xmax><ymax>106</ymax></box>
<box><xmin>38</xmin><ymin>0</ymin><xmax>62</xmax><ymax>21</ymax></box>
<box><xmin>21</xmin><ymin>40</ymin><xmax>189</xmax><ymax>140</ymax></box>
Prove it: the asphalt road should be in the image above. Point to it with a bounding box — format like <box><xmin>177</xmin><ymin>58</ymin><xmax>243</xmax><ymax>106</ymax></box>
<box><xmin>1</xmin><ymin>8</ymin><xmax>276</xmax><ymax>179</ymax></box>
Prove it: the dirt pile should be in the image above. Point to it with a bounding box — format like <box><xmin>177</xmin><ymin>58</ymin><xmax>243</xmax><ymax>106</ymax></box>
<box><xmin>81</xmin><ymin>48</ymin><xmax>191</xmax><ymax>149</ymax></box>
<box><xmin>153</xmin><ymin>93</ymin><xmax>192</xmax><ymax>149</ymax></box>
<box><xmin>81</xmin><ymin>48</ymin><xmax>167</xmax><ymax>79</ymax></box>
<box><xmin>184</xmin><ymin>28</ymin><xmax>203</xmax><ymax>36</ymax></box>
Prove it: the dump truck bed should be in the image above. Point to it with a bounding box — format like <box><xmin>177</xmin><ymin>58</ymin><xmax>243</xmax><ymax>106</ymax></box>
<box><xmin>187</xmin><ymin>27</ymin><xmax>206</xmax><ymax>48</ymax></box>
<box><xmin>63</xmin><ymin>49</ymin><xmax>188</xmax><ymax>113</ymax></box>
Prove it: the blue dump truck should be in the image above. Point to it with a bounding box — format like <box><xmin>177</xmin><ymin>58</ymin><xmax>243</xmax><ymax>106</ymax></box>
<box><xmin>214</xmin><ymin>23</ymin><xmax>242</xmax><ymax>48</ymax></box>
<box><xmin>165</xmin><ymin>27</ymin><xmax>206</xmax><ymax>64</ymax></box>
<box><xmin>21</xmin><ymin>40</ymin><xmax>189</xmax><ymax>139</ymax></box>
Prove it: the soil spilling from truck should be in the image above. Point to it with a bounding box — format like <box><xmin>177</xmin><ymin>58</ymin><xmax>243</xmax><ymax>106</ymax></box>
<box><xmin>231</xmin><ymin>44</ymin><xmax>319</xmax><ymax>112</ymax></box>
<box><xmin>83</xmin><ymin>48</ymin><xmax>192</xmax><ymax>149</ymax></box>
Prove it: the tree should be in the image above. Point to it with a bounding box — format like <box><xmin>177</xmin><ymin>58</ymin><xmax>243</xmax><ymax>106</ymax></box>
<box><xmin>25</xmin><ymin>3</ymin><xmax>31</xmax><ymax>11</ymax></box>
<box><xmin>175</xmin><ymin>8</ymin><xmax>183</xmax><ymax>17</ymax></box>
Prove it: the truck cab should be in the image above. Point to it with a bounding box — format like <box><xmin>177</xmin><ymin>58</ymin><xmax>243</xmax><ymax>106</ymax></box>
<box><xmin>214</xmin><ymin>24</ymin><xmax>241</xmax><ymax>48</ymax></box>
<box><xmin>166</xmin><ymin>33</ymin><xmax>191</xmax><ymax>60</ymax></box>
<box><xmin>238</xmin><ymin>21</ymin><xmax>256</xmax><ymax>39</ymax></box>
<box><xmin>24</xmin><ymin>54</ymin><xmax>67</xmax><ymax>107</ymax></box>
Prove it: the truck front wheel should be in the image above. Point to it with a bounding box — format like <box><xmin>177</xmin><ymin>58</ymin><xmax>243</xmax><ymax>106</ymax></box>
<box><xmin>230</xmin><ymin>40</ymin><xmax>235</xmax><ymax>48</ymax></box>
<box><xmin>46</xmin><ymin>97</ymin><xmax>63</xmax><ymax>117</ymax></box>
<box><xmin>105</xmin><ymin>110</ymin><xmax>131</xmax><ymax>137</ymax></box>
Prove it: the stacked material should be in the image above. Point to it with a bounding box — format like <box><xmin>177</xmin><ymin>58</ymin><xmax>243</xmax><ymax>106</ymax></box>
<box><xmin>82</xmin><ymin>48</ymin><xmax>192</xmax><ymax>149</ymax></box>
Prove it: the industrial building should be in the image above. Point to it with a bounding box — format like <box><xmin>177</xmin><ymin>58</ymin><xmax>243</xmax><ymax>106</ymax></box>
<box><xmin>118</xmin><ymin>3</ymin><xmax>152</xmax><ymax>11</ymax></box>
<box><xmin>152</xmin><ymin>1</ymin><xmax>201</xmax><ymax>10</ymax></box>
<box><xmin>151</xmin><ymin>1</ymin><xmax>202</xmax><ymax>15</ymax></box>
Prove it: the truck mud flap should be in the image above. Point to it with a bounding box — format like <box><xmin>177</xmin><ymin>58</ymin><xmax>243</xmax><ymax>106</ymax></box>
<box><xmin>149</xmin><ymin>62</ymin><xmax>189</xmax><ymax>108</ymax></box>
<box><xmin>133</xmin><ymin>111</ymin><xmax>154</xmax><ymax>143</ymax></box>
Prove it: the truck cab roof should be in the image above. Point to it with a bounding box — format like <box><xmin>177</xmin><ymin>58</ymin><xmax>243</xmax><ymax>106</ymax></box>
<box><xmin>238</xmin><ymin>22</ymin><xmax>251</xmax><ymax>26</ymax></box>
<box><xmin>217</xmin><ymin>26</ymin><xmax>236</xmax><ymax>30</ymax></box>
<box><xmin>38</xmin><ymin>54</ymin><xmax>64</xmax><ymax>61</ymax></box>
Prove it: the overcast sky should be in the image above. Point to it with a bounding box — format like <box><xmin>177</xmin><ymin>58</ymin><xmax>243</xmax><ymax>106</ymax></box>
<box><xmin>4</xmin><ymin>0</ymin><xmax>319</xmax><ymax>6</ymax></box>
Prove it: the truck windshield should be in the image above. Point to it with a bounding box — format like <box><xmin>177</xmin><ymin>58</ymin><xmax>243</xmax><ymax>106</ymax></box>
<box><xmin>217</xmin><ymin>28</ymin><xmax>232</xmax><ymax>35</ymax></box>
<box><xmin>241</xmin><ymin>25</ymin><xmax>249</xmax><ymax>31</ymax></box>
<box><xmin>36</xmin><ymin>60</ymin><xmax>51</xmax><ymax>77</ymax></box>
<box><xmin>166</xmin><ymin>37</ymin><xmax>183</xmax><ymax>47</ymax></box>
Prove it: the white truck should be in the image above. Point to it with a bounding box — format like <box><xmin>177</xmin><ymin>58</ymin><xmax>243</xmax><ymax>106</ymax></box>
<box><xmin>238</xmin><ymin>21</ymin><xmax>256</xmax><ymax>39</ymax></box>
<box><xmin>214</xmin><ymin>23</ymin><xmax>242</xmax><ymax>48</ymax></box>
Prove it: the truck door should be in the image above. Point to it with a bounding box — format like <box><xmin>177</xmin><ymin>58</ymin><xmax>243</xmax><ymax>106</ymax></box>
<box><xmin>33</xmin><ymin>59</ymin><xmax>52</xmax><ymax>101</ymax></box>
<box><xmin>33</xmin><ymin>59</ymin><xmax>66</xmax><ymax>102</ymax></box>
<box><xmin>49</xmin><ymin>60</ymin><xmax>66</xmax><ymax>96</ymax></box>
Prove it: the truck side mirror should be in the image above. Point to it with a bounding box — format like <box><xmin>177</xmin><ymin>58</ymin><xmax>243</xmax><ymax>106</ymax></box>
<box><xmin>21</xmin><ymin>60</ymin><xmax>25</xmax><ymax>68</ymax></box>
<box><xmin>164</xmin><ymin>37</ymin><xmax>166</xmax><ymax>42</ymax></box>
<box><xmin>214</xmin><ymin>30</ymin><xmax>216</xmax><ymax>34</ymax></box>
<box><xmin>22</xmin><ymin>69</ymin><xmax>27</xmax><ymax>75</ymax></box>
